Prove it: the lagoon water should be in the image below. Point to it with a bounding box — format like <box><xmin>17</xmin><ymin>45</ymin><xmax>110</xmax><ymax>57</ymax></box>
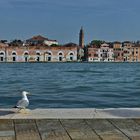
<box><xmin>0</xmin><ymin>63</ymin><xmax>140</xmax><ymax>109</ymax></box>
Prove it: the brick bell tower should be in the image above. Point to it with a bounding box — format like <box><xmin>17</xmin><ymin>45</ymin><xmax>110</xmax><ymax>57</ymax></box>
<box><xmin>79</xmin><ymin>27</ymin><xmax>84</xmax><ymax>48</ymax></box>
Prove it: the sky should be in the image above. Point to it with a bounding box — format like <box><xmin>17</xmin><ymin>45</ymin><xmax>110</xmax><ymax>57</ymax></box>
<box><xmin>0</xmin><ymin>0</ymin><xmax>140</xmax><ymax>44</ymax></box>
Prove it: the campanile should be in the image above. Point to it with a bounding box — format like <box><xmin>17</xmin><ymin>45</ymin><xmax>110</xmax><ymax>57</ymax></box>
<box><xmin>79</xmin><ymin>27</ymin><xmax>84</xmax><ymax>48</ymax></box>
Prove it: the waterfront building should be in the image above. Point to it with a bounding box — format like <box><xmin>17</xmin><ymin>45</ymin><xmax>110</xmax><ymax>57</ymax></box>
<box><xmin>88</xmin><ymin>45</ymin><xmax>99</xmax><ymax>62</ymax></box>
<box><xmin>0</xmin><ymin>43</ymin><xmax>8</xmax><ymax>62</ymax></box>
<box><xmin>1</xmin><ymin>28</ymin><xmax>140</xmax><ymax>62</ymax></box>
<box><xmin>122</xmin><ymin>41</ymin><xmax>134</xmax><ymax>62</ymax></box>
<box><xmin>113</xmin><ymin>42</ymin><xmax>123</xmax><ymax>62</ymax></box>
<box><xmin>0</xmin><ymin>43</ymin><xmax>78</xmax><ymax>62</ymax></box>
<box><xmin>87</xmin><ymin>43</ymin><xmax>114</xmax><ymax>62</ymax></box>
<box><xmin>98</xmin><ymin>43</ymin><xmax>114</xmax><ymax>62</ymax></box>
<box><xmin>131</xmin><ymin>44</ymin><xmax>140</xmax><ymax>62</ymax></box>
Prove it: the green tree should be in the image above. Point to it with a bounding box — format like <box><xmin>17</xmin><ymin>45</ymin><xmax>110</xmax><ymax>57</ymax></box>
<box><xmin>10</xmin><ymin>39</ymin><xmax>23</xmax><ymax>46</ymax></box>
<box><xmin>90</xmin><ymin>40</ymin><xmax>105</xmax><ymax>47</ymax></box>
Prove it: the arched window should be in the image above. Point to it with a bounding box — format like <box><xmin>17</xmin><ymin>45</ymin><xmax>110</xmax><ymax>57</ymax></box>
<box><xmin>24</xmin><ymin>52</ymin><xmax>29</xmax><ymax>62</ymax></box>
<box><xmin>0</xmin><ymin>52</ymin><xmax>5</xmax><ymax>62</ymax></box>
<box><xmin>46</xmin><ymin>52</ymin><xmax>52</xmax><ymax>62</ymax></box>
<box><xmin>24</xmin><ymin>52</ymin><xmax>29</xmax><ymax>56</ymax></box>
<box><xmin>12</xmin><ymin>52</ymin><xmax>16</xmax><ymax>55</ymax></box>
<box><xmin>69</xmin><ymin>52</ymin><xmax>74</xmax><ymax>61</ymax></box>
<box><xmin>12</xmin><ymin>52</ymin><xmax>17</xmax><ymax>62</ymax></box>
<box><xmin>70</xmin><ymin>53</ymin><xmax>73</xmax><ymax>55</ymax></box>
<box><xmin>58</xmin><ymin>52</ymin><xmax>63</xmax><ymax>61</ymax></box>
<box><xmin>59</xmin><ymin>53</ymin><xmax>63</xmax><ymax>55</ymax></box>
<box><xmin>0</xmin><ymin>52</ymin><xmax>4</xmax><ymax>55</ymax></box>
<box><xmin>36</xmin><ymin>52</ymin><xmax>40</xmax><ymax>56</ymax></box>
<box><xmin>36</xmin><ymin>52</ymin><xmax>40</xmax><ymax>62</ymax></box>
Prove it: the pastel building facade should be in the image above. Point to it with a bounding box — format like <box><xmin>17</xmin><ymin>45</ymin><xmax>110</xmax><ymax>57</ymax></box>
<box><xmin>88</xmin><ymin>47</ymin><xmax>99</xmax><ymax>62</ymax></box>
<box><xmin>122</xmin><ymin>41</ymin><xmax>134</xmax><ymax>62</ymax></box>
<box><xmin>131</xmin><ymin>44</ymin><xmax>140</xmax><ymax>62</ymax></box>
<box><xmin>0</xmin><ymin>44</ymin><xmax>78</xmax><ymax>62</ymax></box>
<box><xmin>113</xmin><ymin>42</ymin><xmax>123</xmax><ymax>62</ymax></box>
<box><xmin>98</xmin><ymin>43</ymin><xmax>114</xmax><ymax>62</ymax></box>
<box><xmin>88</xmin><ymin>43</ymin><xmax>114</xmax><ymax>62</ymax></box>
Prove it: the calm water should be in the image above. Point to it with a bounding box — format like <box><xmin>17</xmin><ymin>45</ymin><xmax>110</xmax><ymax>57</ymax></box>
<box><xmin>0</xmin><ymin>62</ymin><xmax>140</xmax><ymax>109</ymax></box>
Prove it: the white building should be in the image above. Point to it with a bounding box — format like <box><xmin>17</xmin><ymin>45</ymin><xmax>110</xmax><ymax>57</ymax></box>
<box><xmin>97</xmin><ymin>43</ymin><xmax>114</xmax><ymax>62</ymax></box>
<box><xmin>44</xmin><ymin>40</ymin><xmax>58</xmax><ymax>46</ymax></box>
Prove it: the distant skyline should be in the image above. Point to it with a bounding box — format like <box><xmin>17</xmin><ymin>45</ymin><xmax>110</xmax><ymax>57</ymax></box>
<box><xmin>0</xmin><ymin>0</ymin><xmax>140</xmax><ymax>44</ymax></box>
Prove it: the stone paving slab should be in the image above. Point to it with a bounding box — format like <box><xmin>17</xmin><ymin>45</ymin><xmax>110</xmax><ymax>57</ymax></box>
<box><xmin>0</xmin><ymin>108</ymin><xmax>140</xmax><ymax>119</ymax></box>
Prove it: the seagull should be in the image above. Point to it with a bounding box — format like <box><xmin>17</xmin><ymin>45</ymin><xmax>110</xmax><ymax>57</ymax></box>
<box><xmin>14</xmin><ymin>91</ymin><xmax>30</xmax><ymax>111</ymax></box>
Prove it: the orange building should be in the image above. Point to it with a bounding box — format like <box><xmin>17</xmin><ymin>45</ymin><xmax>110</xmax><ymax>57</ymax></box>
<box><xmin>131</xmin><ymin>44</ymin><xmax>140</xmax><ymax>62</ymax></box>
<box><xmin>88</xmin><ymin>46</ymin><xmax>99</xmax><ymax>62</ymax></box>
<box><xmin>113</xmin><ymin>42</ymin><xmax>123</xmax><ymax>62</ymax></box>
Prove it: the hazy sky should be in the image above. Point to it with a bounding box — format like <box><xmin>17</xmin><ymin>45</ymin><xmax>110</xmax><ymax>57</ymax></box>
<box><xmin>0</xmin><ymin>0</ymin><xmax>140</xmax><ymax>44</ymax></box>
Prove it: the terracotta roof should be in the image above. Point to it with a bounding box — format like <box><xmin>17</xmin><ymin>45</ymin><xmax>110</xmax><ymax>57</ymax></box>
<box><xmin>27</xmin><ymin>35</ymin><xmax>57</xmax><ymax>42</ymax></box>
<box><xmin>27</xmin><ymin>35</ymin><xmax>48</xmax><ymax>41</ymax></box>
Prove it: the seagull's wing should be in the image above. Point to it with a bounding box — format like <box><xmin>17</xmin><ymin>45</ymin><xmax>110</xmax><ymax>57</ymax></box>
<box><xmin>16</xmin><ymin>99</ymin><xmax>29</xmax><ymax>108</ymax></box>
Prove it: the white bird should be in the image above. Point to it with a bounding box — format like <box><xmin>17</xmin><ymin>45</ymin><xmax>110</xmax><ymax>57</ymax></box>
<box><xmin>14</xmin><ymin>91</ymin><xmax>30</xmax><ymax>109</ymax></box>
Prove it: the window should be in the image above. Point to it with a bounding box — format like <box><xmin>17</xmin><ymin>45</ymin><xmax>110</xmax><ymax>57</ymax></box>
<box><xmin>94</xmin><ymin>54</ymin><xmax>98</xmax><ymax>57</ymax></box>
<box><xmin>13</xmin><ymin>57</ymin><xmax>16</xmax><ymax>62</ymax></box>
<box><xmin>0</xmin><ymin>57</ymin><xmax>4</xmax><ymax>62</ymax></box>
<box><xmin>12</xmin><ymin>52</ymin><xmax>16</xmax><ymax>62</ymax></box>
<box><xmin>59</xmin><ymin>53</ymin><xmax>63</xmax><ymax>55</ymax></box>
<box><xmin>70</xmin><ymin>53</ymin><xmax>74</xmax><ymax>61</ymax></box>
<box><xmin>36</xmin><ymin>53</ymin><xmax>40</xmax><ymax>62</ymax></box>
<box><xmin>36</xmin><ymin>57</ymin><xmax>40</xmax><ymax>62</ymax></box>
<box><xmin>24</xmin><ymin>52</ymin><xmax>29</xmax><ymax>62</ymax></box>
<box><xmin>25</xmin><ymin>57</ymin><xmax>28</xmax><ymax>62</ymax></box>
<box><xmin>48</xmin><ymin>57</ymin><xmax>51</xmax><ymax>61</ymax></box>
<box><xmin>0</xmin><ymin>52</ymin><xmax>4</xmax><ymax>62</ymax></box>
<box><xmin>59</xmin><ymin>57</ymin><xmax>62</xmax><ymax>61</ymax></box>
<box><xmin>70</xmin><ymin>57</ymin><xmax>73</xmax><ymax>61</ymax></box>
<box><xmin>36</xmin><ymin>53</ymin><xmax>40</xmax><ymax>56</ymax></box>
<box><xmin>24</xmin><ymin>52</ymin><xmax>29</xmax><ymax>55</ymax></box>
<box><xmin>46</xmin><ymin>52</ymin><xmax>52</xmax><ymax>62</ymax></box>
<box><xmin>58</xmin><ymin>52</ymin><xmax>63</xmax><ymax>61</ymax></box>
<box><xmin>0</xmin><ymin>52</ymin><xmax>4</xmax><ymax>55</ymax></box>
<box><xmin>12</xmin><ymin>52</ymin><xmax>16</xmax><ymax>55</ymax></box>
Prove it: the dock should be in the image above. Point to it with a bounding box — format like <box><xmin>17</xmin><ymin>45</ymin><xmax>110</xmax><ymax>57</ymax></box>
<box><xmin>0</xmin><ymin>108</ymin><xmax>140</xmax><ymax>140</ymax></box>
